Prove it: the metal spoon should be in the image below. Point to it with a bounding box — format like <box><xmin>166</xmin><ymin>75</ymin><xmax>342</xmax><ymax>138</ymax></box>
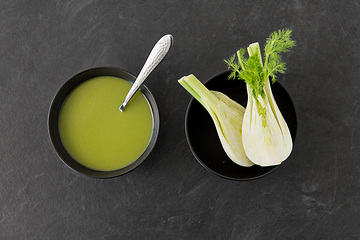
<box><xmin>119</xmin><ymin>34</ymin><xmax>173</xmax><ymax>112</ymax></box>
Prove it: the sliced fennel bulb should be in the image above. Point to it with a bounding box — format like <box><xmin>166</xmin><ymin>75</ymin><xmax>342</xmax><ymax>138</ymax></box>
<box><xmin>225</xmin><ymin>29</ymin><xmax>296</xmax><ymax>166</ymax></box>
<box><xmin>178</xmin><ymin>74</ymin><xmax>254</xmax><ymax>167</ymax></box>
<box><xmin>241</xmin><ymin>42</ymin><xmax>293</xmax><ymax>166</ymax></box>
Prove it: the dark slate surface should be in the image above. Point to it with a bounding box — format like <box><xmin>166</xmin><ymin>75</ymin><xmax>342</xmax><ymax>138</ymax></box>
<box><xmin>1</xmin><ymin>0</ymin><xmax>360</xmax><ymax>239</ymax></box>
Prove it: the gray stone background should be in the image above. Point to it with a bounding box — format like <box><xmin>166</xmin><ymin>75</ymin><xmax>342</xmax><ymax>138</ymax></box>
<box><xmin>0</xmin><ymin>0</ymin><xmax>359</xmax><ymax>239</ymax></box>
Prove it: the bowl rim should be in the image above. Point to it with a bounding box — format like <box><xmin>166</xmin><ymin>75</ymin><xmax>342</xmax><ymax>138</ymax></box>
<box><xmin>48</xmin><ymin>66</ymin><xmax>160</xmax><ymax>178</ymax></box>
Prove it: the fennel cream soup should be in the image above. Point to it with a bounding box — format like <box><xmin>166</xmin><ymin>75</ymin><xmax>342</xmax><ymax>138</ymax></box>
<box><xmin>59</xmin><ymin>76</ymin><xmax>153</xmax><ymax>171</ymax></box>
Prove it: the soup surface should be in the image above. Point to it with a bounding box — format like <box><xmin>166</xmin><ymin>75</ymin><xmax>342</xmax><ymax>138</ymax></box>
<box><xmin>59</xmin><ymin>76</ymin><xmax>153</xmax><ymax>171</ymax></box>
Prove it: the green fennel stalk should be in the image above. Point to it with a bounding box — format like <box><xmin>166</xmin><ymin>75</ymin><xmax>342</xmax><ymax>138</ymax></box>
<box><xmin>225</xmin><ymin>29</ymin><xmax>296</xmax><ymax>127</ymax></box>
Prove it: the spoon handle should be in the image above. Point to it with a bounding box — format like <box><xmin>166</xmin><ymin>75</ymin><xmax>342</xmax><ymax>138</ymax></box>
<box><xmin>119</xmin><ymin>34</ymin><xmax>173</xmax><ymax>112</ymax></box>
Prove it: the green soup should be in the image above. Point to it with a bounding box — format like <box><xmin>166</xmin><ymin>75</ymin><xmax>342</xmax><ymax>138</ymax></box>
<box><xmin>59</xmin><ymin>76</ymin><xmax>153</xmax><ymax>171</ymax></box>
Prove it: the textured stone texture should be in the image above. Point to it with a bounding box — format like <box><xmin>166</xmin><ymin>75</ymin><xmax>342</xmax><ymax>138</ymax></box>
<box><xmin>0</xmin><ymin>0</ymin><xmax>360</xmax><ymax>239</ymax></box>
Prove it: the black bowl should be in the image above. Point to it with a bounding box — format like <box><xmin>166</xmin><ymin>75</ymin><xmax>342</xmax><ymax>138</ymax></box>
<box><xmin>48</xmin><ymin>67</ymin><xmax>160</xmax><ymax>178</ymax></box>
<box><xmin>185</xmin><ymin>71</ymin><xmax>297</xmax><ymax>180</ymax></box>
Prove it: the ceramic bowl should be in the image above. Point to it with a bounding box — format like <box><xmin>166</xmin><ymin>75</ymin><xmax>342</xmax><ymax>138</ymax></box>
<box><xmin>185</xmin><ymin>71</ymin><xmax>297</xmax><ymax>180</ymax></box>
<box><xmin>48</xmin><ymin>67</ymin><xmax>160</xmax><ymax>178</ymax></box>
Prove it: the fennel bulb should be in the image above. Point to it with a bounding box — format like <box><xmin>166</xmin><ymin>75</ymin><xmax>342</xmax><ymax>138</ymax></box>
<box><xmin>226</xmin><ymin>29</ymin><xmax>295</xmax><ymax>166</ymax></box>
<box><xmin>178</xmin><ymin>74</ymin><xmax>254</xmax><ymax>167</ymax></box>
